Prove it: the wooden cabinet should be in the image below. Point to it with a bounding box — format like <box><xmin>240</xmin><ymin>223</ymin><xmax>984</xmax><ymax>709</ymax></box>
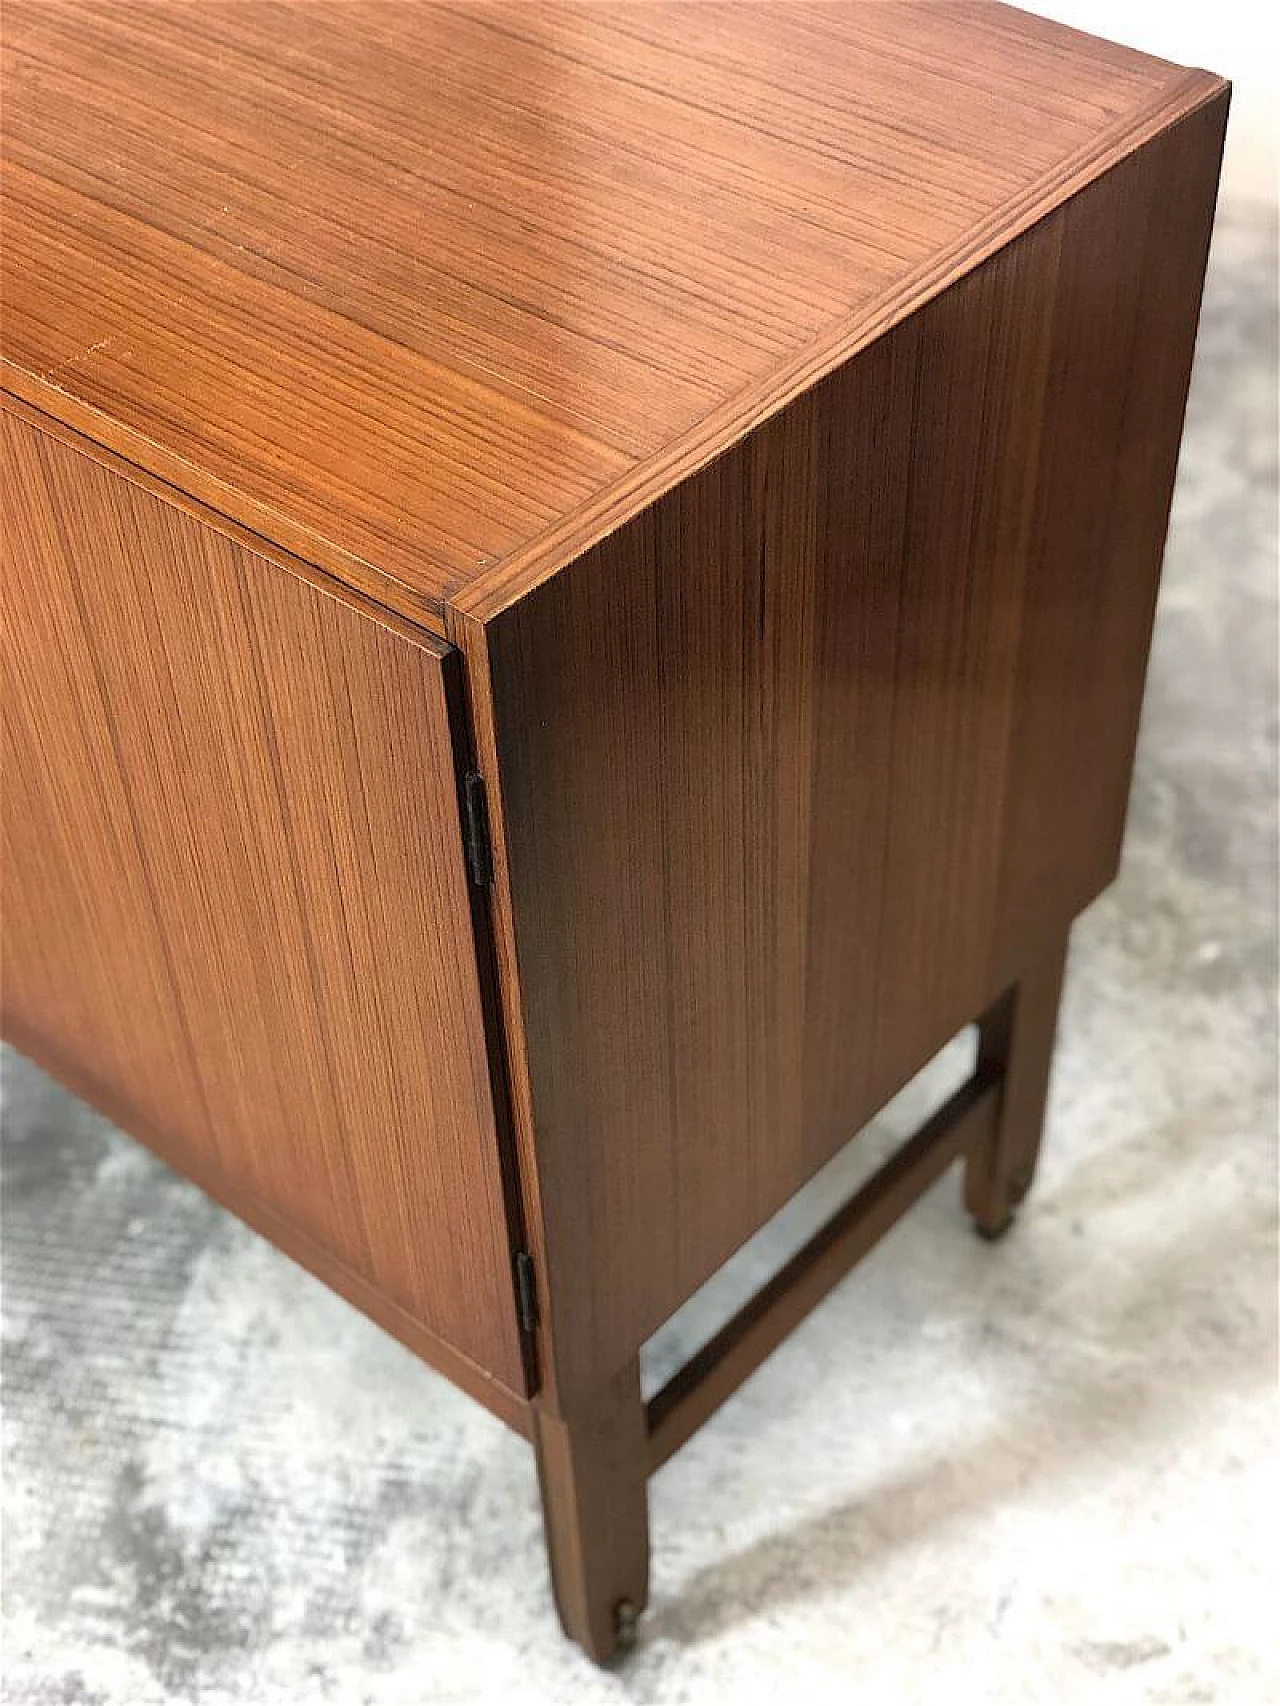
<box><xmin>1</xmin><ymin>0</ymin><xmax>1226</xmax><ymax>1662</ymax></box>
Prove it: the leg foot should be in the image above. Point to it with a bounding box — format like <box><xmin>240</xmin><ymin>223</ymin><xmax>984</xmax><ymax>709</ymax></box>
<box><xmin>533</xmin><ymin>1361</ymin><xmax>650</xmax><ymax>1664</ymax></box>
<box><xmin>965</xmin><ymin>936</ymin><xmax>1069</xmax><ymax>1237</ymax></box>
<box><xmin>973</xmin><ymin>1210</ymin><xmax>1015</xmax><ymax>1243</ymax></box>
<box><xmin>613</xmin><ymin>1597</ymin><xmax>641</xmax><ymax>1651</ymax></box>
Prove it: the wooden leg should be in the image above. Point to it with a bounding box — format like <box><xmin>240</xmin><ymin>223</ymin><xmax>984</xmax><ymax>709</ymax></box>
<box><xmin>533</xmin><ymin>1359</ymin><xmax>650</xmax><ymax>1663</ymax></box>
<box><xmin>965</xmin><ymin>936</ymin><xmax>1070</xmax><ymax>1237</ymax></box>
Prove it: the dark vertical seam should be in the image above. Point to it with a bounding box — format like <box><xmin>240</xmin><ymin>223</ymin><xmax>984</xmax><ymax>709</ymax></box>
<box><xmin>438</xmin><ymin>637</ymin><xmax>540</xmax><ymax>1394</ymax></box>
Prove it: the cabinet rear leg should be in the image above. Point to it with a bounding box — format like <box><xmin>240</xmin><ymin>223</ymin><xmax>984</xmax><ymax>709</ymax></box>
<box><xmin>965</xmin><ymin>936</ymin><xmax>1070</xmax><ymax>1238</ymax></box>
<box><xmin>533</xmin><ymin>1359</ymin><xmax>650</xmax><ymax>1663</ymax></box>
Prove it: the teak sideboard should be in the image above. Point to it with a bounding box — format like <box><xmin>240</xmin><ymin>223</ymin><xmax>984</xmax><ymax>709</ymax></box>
<box><xmin>1</xmin><ymin>0</ymin><xmax>1226</xmax><ymax>1663</ymax></box>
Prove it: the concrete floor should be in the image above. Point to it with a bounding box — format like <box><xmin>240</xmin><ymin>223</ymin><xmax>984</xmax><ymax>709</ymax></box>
<box><xmin>3</xmin><ymin>136</ymin><xmax>1276</xmax><ymax>1706</ymax></box>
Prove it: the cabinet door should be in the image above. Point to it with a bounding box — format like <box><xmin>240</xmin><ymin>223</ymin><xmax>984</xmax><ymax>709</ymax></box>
<box><xmin>2</xmin><ymin>408</ymin><xmax>528</xmax><ymax>1412</ymax></box>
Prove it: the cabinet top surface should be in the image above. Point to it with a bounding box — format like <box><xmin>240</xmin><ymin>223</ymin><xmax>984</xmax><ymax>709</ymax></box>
<box><xmin>2</xmin><ymin>1</ymin><xmax>1220</xmax><ymax>628</ymax></box>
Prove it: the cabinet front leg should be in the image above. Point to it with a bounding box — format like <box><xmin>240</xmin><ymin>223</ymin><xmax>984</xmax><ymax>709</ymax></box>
<box><xmin>965</xmin><ymin>936</ymin><xmax>1070</xmax><ymax>1238</ymax></box>
<box><xmin>533</xmin><ymin>1359</ymin><xmax>650</xmax><ymax>1663</ymax></box>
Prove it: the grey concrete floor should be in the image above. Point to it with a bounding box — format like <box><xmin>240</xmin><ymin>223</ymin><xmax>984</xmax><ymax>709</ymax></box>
<box><xmin>3</xmin><ymin>181</ymin><xmax>1276</xmax><ymax>1706</ymax></box>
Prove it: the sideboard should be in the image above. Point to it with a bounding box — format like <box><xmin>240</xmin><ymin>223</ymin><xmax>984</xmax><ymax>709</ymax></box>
<box><xmin>1</xmin><ymin>0</ymin><xmax>1226</xmax><ymax>1661</ymax></box>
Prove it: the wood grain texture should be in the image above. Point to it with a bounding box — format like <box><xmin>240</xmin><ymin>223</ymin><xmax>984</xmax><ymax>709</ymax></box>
<box><xmin>1</xmin><ymin>407</ymin><xmax>528</xmax><ymax>1404</ymax></box>
<box><xmin>474</xmin><ymin>94</ymin><xmax>1228</xmax><ymax>1404</ymax></box>
<box><xmin>1</xmin><ymin>0</ymin><xmax>1220</xmax><ymax>630</ymax></box>
<box><xmin>2</xmin><ymin>1008</ymin><xmax>533</xmax><ymax>1437</ymax></box>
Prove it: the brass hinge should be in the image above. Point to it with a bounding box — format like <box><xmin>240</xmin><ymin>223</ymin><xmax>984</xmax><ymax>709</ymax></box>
<box><xmin>514</xmin><ymin>1250</ymin><xmax>538</xmax><ymax>1336</ymax></box>
<box><xmin>461</xmin><ymin>770</ymin><xmax>493</xmax><ymax>888</ymax></box>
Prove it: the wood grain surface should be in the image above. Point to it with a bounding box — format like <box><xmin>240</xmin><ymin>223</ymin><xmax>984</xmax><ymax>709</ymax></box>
<box><xmin>1</xmin><ymin>1</ymin><xmax>1220</xmax><ymax>630</ymax></box>
<box><xmin>2</xmin><ymin>407</ymin><xmax>529</xmax><ymax>1405</ymax></box>
<box><xmin>472</xmin><ymin>93</ymin><xmax>1228</xmax><ymax>1404</ymax></box>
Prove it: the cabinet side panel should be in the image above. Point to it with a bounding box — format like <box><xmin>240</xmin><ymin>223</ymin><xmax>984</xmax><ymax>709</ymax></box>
<box><xmin>481</xmin><ymin>98</ymin><xmax>1227</xmax><ymax>1400</ymax></box>
<box><xmin>990</xmin><ymin>94</ymin><xmax>1230</xmax><ymax>972</ymax></box>
<box><xmin>2</xmin><ymin>412</ymin><xmax>527</xmax><ymax>1397</ymax></box>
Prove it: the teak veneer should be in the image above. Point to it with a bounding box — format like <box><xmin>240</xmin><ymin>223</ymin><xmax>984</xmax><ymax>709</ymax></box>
<box><xmin>1</xmin><ymin>0</ymin><xmax>1226</xmax><ymax>1662</ymax></box>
